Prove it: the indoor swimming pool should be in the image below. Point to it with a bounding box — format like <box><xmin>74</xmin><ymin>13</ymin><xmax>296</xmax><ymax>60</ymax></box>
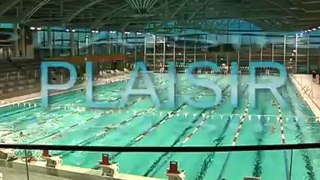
<box><xmin>0</xmin><ymin>73</ymin><xmax>319</xmax><ymax>180</ymax></box>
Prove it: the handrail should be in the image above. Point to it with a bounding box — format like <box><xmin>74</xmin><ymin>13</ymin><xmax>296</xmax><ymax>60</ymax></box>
<box><xmin>0</xmin><ymin>143</ymin><xmax>319</xmax><ymax>152</ymax></box>
<box><xmin>291</xmin><ymin>75</ymin><xmax>320</xmax><ymax>111</ymax></box>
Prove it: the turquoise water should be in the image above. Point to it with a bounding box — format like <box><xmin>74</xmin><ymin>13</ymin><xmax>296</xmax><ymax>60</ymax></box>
<box><xmin>0</xmin><ymin>74</ymin><xmax>319</xmax><ymax>180</ymax></box>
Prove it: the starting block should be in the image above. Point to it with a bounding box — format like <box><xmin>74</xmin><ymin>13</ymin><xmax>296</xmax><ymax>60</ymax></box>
<box><xmin>166</xmin><ymin>161</ymin><xmax>185</xmax><ymax>180</ymax></box>
<box><xmin>244</xmin><ymin>177</ymin><xmax>261</xmax><ymax>180</ymax></box>
<box><xmin>99</xmin><ymin>154</ymin><xmax>119</xmax><ymax>177</ymax></box>
<box><xmin>42</xmin><ymin>150</ymin><xmax>63</xmax><ymax>168</ymax></box>
<box><xmin>0</xmin><ymin>149</ymin><xmax>17</xmax><ymax>161</ymax></box>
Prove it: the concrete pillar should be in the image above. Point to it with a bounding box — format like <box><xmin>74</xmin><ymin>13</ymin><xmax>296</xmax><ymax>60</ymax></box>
<box><xmin>307</xmin><ymin>34</ymin><xmax>310</xmax><ymax>73</ymax></box>
<box><xmin>108</xmin><ymin>33</ymin><xmax>111</xmax><ymax>54</ymax></box>
<box><xmin>153</xmin><ymin>34</ymin><xmax>156</xmax><ymax>70</ymax></box>
<box><xmin>283</xmin><ymin>35</ymin><xmax>286</xmax><ymax>66</ymax></box>
<box><xmin>227</xmin><ymin>53</ymin><xmax>229</xmax><ymax>66</ymax></box>
<box><xmin>47</xmin><ymin>27</ymin><xmax>53</xmax><ymax>57</ymax></box>
<box><xmin>295</xmin><ymin>34</ymin><xmax>298</xmax><ymax>73</ymax></box>
<box><xmin>90</xmin><ymin>33</ymin><xmax>94</xmax><ymax>55</ymax></box>
<box><xmin>173</xmin><ymin>41</ymin><xmax>176</xmax><ymax>61</ymax></box>
<box><xmin>13</xmin><ymin>24</ymin><xmax>19</xmax><ymax>57</ymax></box>
<box><xmin>183</xmin><ymin>39</ymin><xmax>186</xmax><ymax>67</ymax></box>
<box><xmin>143</xmin><ymin>36</ymin><xmax>147</xmax><ymax>63</ymax></box>
<box><xmin>20</xmin><ymin>26</ymin><xmax>26</xmax><ymax>57</ymax></box>
<box><xmin>237</xmin><ymin>50</ymin><xmax>240</xmax><ymax>65</ymax></box>
<box><xmin>249</xmin><ymin>45</ymin><xmax>252</xmax><ymax>63</ymax></box>
<box><xmin>271</xmin><ymin>43</ymin><xmax>274</xmax><ymax>62</ymax></box>
<box><xmin>134</xmin><ymin>33</ymin><xmax>137</xmax><ymax>62</ymax></box>
<box><xmin>193</xmin><ymin>42</ymin><xmax>196</xmax><ymax>62</ymax></box>
<box><xmin>70</xmin><ymin>32</ymin><xmax>75</xmax><ymax>56</ymax></box>
<box><xmin>122</xmin><ymin>33</ymin><xmax>125</xmax><ymax>54</ymax></box>
<box><xmin>260</xmin><ymin>44</ymin><xmax>263</xmax><ymax>61</ymax></box>
<box><xmin>215</xmin><ymin>54</ymin><xmax>218</xmax><ymax>63</ymax></box>
<box><xmin>163</xmin><ymin>36</ymin><xmax>166</xmax><ymax>65</ymax></box>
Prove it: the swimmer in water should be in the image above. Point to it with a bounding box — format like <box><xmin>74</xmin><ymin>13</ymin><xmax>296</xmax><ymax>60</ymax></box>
<box><xmin>19</xmin><ymin>131</ymin><xmax>30</xmax><ymax>138</ymax></box>
<box><xmin>105</xmin><ymin>124</ymin><xmax>115</xmax><ymax>130</ymax></box>
<box><xmin>271</xmin><ymin>125</ymin><xmax>276</xmax><ymax>134</ymax></box>
<box><xmin>52</xmin><ymin>134</ymin><xmax>62</xmax><ymax>139</ymax></box>
<box><xmin>272</xmin><ymin>101</ymin><xmax>277</xmax><ymax>106</ymax></box>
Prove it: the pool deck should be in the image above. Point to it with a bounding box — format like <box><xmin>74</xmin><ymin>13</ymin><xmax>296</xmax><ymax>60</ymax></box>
<box><xmin>0</xmin><ymin>158</ymin><xmax>164</xmax><ymax>180</ymax></box>
<box><xmin>290</xmin><ymin>74</ymin><xmax>320</xmax><ymax>120</ymax></box>
<box><xmin>0</xmin><ymin>166</ymin><xmax>70</xmax><ymax>180</ymax></box>
<box><xmin>0</xmin><ymin>74</ymin><xmax>129</xmax><ymax>108</ymax></box>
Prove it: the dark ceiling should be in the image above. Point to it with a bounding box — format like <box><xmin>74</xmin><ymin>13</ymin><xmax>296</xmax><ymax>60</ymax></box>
<box><xmin>0</xmin><ymin>0</ymin><xmax>319</xmax><ymax>32</ymax></box>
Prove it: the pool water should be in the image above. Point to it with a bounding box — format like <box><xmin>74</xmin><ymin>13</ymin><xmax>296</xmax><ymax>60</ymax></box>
<box><xmin>0</xmin><ymin>73</ymin><xmax>319</xmax><ymax>180</ymax></box>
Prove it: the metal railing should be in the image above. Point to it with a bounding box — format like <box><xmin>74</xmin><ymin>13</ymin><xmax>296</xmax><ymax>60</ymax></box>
<box><xmin>0</xmin><ymin>143</ymin><xmax>319</xmax><ymax>180</ymax></box>
<box><xmin>1</xmin><ymin>143</ymin><xmax>320</xmax><ymax>152</ymax></box>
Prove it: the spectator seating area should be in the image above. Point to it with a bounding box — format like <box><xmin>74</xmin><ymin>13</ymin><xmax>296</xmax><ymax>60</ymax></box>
<box><xmin>11</xmin><ymin>58</ymin><xmax>41</xmax><ymax>70</ymax></box>
<box><xmin>0</xmin><ymin>59</ymin><xmax>130</xmax><ymax>100</ymax></box>
<box><xmin>0</xmin><ymin>59</ymin><xmax>40</xmax><ymax>99</ymax></box>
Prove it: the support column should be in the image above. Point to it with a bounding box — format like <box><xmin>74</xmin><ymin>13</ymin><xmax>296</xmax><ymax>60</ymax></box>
<box><xmin>307</xmin><ymin>34</ymin><xmax>310</xmax><ymax>74</ymax></box>
<box><xmin>20</xmin><ymin>26</ymin><xmax>26</xmax><ymax>57</ymax></box>
<box><xmin>295</xmin><ymin>34</ymin><xmax>298</xmax><ymax>73</ymax></box>
<box><xmin>47</xmin><ymin>27</ymin><xmax>53</xmax><ymax>57</ymax></box>
<box><xmin>194</xmin><ymin>42</ymin><xmax>196</xmax><ymax>62</ymax></box>
<box><xmin>215</xmin><ymin>53</ymin><xmax>218</xmax><ymax>63</ymax></box>
<box><xmin>90</xmin><ymin>33</ymin><xmax>94</xmax><ymax>55</ymax></box>
<box><xmin>237</xmin><ymin>50</ymin><xmax>240</xmax><ymax>65</ymax></box>
<box><xmin>122</xmin><ymin>33</ymin><xmax>125</xmax><ymax>54</ymax></box>
<box><xmin>249</xmin><ymin>46</ymin><xmax>252</xmax><ymax>63</ymax></box>
<box><xmin>173</xmin><ymin>41</ymin><xmax>176</xmax><ymax>61</ymax></box>
<box><xmin>163</xmin><ymin>36</ymin><xmax>166</xmax><ymax>65</ymax></box>
<box><xmin>153</xmin><ymin>34</ymin><xmax>156</xmax><ymax>70</ymax></box>
<box><xmin>183</xmin><ymin>39</ymin><xmax>186</xmax><ymax>67</ymax></box>
<box><xmin>108</xmin><ymin>32</ymin><xmax>111</xmax><ymax>54</ymax></box>
<box><xmin>260</xmin><ymin>44</ymin><xmax>263</xmax><ymax>61</ymax></box>
<box><xmin>70</xmin><ymin>32</ymin><xmax>75</xmax><ymax>56</ymax></box>
<box><xmin>134</xmin><ymin>33</ymin><xmax>137</xmax><ymax>62</ymax></box>
<box><xmin>227</xmin><ymin>53</ymin><xmax>229</xmax><ymax>66</ymax></box>
<box><xmin>271</xmin><ymin>43</ymin><xmax>274</xmax><ymax>62</ymax></box>
<box><xmin>13</xmin><ymin>24</ymin><xmax>19</xmax><ymax>57</ymax></box>
<box><xmin>116</xmin><ymin>32</ymin><xmax>119</xmax><ymax>54</ymax></box>
<box><xmin>143</xmin><ymin>36</ymin><xmax>147</xmax><ymax>63</ymax></box>
<box><xmin>283</xmin><ymin>35</ymin><xmax>286</xmax><ymax>66</ymax></box>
